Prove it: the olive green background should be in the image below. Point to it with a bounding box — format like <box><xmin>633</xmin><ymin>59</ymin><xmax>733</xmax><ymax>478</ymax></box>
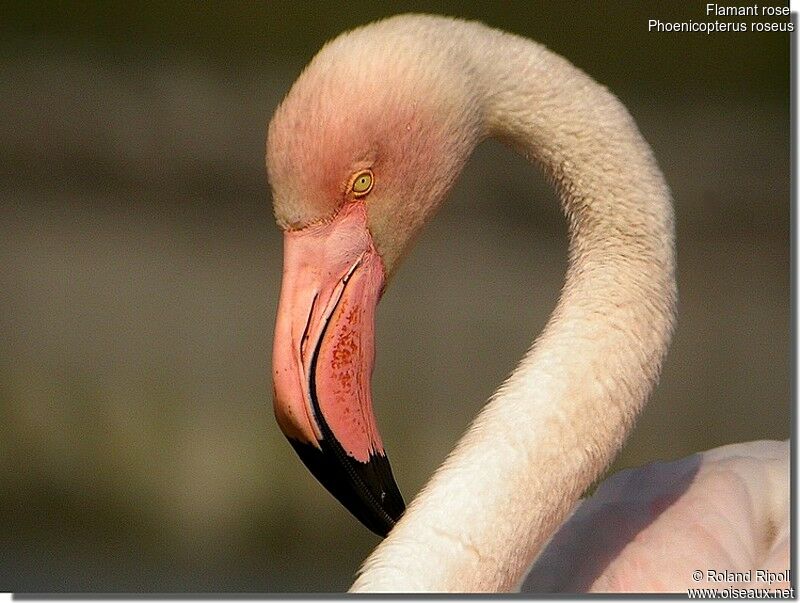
<box><xmin>0</xmin><ymin>1</ymin><xmax>790</xmax><ymax>592</ymax></box>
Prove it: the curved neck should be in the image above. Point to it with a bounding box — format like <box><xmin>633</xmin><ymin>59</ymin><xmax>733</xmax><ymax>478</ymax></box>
<box><xmin>352</xmin><ymin>19</ymin><xmax>676</xmax><ymax>593</ymax></box>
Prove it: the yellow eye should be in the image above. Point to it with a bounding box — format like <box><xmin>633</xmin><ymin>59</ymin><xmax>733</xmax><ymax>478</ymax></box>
<box><xmin>351</xmin><ymin>169</ymin><xmax>374</xmax><ymax>196</ymax></box>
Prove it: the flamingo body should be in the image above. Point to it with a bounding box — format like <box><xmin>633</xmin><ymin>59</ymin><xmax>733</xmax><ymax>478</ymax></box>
<box><xmin>266</xmin><ymin>14</ymin><xmax>790</xmax><ymax>593</ymax></box>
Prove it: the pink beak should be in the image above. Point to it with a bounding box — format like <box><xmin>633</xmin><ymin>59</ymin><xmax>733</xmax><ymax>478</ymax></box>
<box><xmin>272</xmin><ymin>202</ymin><xmax>405</xmax><ymax>536</ymax></box>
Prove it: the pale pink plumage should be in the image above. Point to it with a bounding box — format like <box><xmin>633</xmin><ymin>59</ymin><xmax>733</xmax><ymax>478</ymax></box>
<box><xmin>523</xmin><ymin>440</ymin><xmax>789</xmax><ymax>592</ymax></box>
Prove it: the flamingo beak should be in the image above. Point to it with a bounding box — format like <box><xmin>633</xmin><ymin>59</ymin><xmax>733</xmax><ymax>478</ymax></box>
<box><xmin>272</xmin><ymin>203</ymin><xmax>405</xmax><ymax>537</ymax></box>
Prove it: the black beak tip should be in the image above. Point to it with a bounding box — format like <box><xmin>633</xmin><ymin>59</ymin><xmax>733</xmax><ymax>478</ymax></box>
<box><xmin>289</xmin><ymin>439</ymin><xmax>405</xmax><ymax>537</ymax></box>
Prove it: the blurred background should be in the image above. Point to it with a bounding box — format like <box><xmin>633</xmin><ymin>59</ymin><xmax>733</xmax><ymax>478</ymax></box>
<box><xmin>0</xmin><ymin>1</ymin><xmax>790</xmax><ymax>592</ymax></box>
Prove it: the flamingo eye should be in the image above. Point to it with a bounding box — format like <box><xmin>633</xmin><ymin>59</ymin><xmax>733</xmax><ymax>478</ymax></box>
<box><xmin>351</xmin><ymin>169</ymin><xmax>374</xmax><ymax>196</ymax></box>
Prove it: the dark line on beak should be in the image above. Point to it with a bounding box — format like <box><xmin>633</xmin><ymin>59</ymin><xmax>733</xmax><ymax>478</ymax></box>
<box><xmin>308</xmin><ymin>286</ymin><xmax>398</xmax><ymax>530</ymax></box>
<box><xmin>299</xmin><ymin>292</ymin><xmax>318</xmax><ymax>364</ymax></box>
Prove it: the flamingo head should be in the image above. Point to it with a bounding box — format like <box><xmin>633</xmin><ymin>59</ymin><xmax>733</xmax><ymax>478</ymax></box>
<box><xmin>266</xmin><ymin>21</ymin><xmax>479</xmax><ymax>536</ymax></box>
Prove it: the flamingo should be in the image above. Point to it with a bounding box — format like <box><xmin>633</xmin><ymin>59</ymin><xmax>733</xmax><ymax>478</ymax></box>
<box><xmin>266</xmin><ymin>14</ymin><xmax>790</xmax><ymax>593</ymax></box>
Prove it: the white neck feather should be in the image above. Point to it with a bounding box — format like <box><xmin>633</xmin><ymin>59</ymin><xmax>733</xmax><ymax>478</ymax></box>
<box><xmin>350</xmin><ymin>16</ymin><xmax>676</xmax><ymax>593</ymax></box>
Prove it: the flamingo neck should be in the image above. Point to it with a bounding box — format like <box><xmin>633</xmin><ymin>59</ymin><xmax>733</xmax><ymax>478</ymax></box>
<box><xmin>351</xmin><ymin>17</ymin><xmax>676</xmax><ymax>593</ymax></box>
